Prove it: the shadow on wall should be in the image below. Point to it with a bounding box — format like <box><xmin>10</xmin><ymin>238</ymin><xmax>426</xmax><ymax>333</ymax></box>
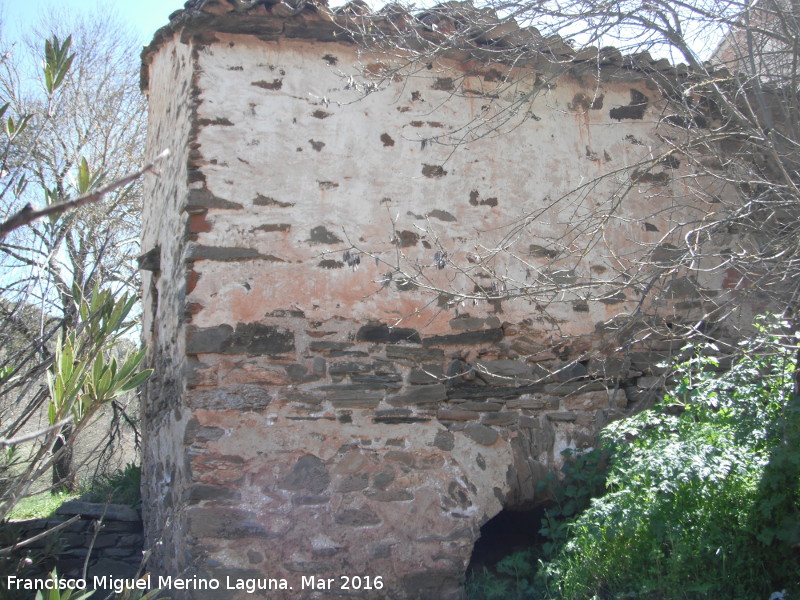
<box><xmin>467</xmin><ymin>506</ymin><xmax>548</xmax><ymax>576</ymax></box>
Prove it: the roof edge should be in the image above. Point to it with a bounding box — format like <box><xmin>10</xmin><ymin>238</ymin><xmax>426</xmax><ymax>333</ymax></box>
<box><xmin>141</xmin><ymin>0</ymin><xmax>721</xmax><ymax>92</ymax></box>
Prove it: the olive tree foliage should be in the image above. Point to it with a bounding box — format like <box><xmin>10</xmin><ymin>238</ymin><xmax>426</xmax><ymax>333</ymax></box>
<box><xmin>0</xmin><ymin>8</ymin><xmax>153</xmax><ymax>514</ymax></box>
<box><xmin>338</xmin><ymin>0</ymin><xmax>800</xmax><ymax>345</ymax></box>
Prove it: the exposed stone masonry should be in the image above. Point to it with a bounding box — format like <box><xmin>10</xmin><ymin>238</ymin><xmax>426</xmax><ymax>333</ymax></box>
<box><xmin>139</xmin><ymin>1</ymin><xmax>734</xmax><ymax>598</ymax></box>
<box><xmin>12</xmin><ymin>502</ymin><xmax>143</xmax><ymax>585</ymax></box>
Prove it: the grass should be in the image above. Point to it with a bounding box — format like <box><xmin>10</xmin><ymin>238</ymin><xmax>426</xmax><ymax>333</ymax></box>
<box><xmin>79</xmin><ymin>463</ymin><xmax>141</xmax><ymax>507</ymax></box>
<box><xmin>7</xmin><ymin>463</ymin><xmax>141</xmax><ymax>520</ymax></box>
<box><xmin>8</xmin><ymin>491</ymin><xmax>79</xmax><ymax>520</ymax></box>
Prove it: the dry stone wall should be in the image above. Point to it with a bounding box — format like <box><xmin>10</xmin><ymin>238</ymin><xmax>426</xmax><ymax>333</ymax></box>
<box><xmin>139</xmin><ymin>4</ymin><xmax>731</xmax><ymax>599</ymax></box>
<box><xmin>10</xmin><ymin>502</ymin><xmax>143</xmax><ymax>585</ymax></box>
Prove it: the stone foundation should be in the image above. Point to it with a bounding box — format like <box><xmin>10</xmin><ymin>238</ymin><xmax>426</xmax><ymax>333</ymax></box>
<box><xmin>9</xmin><ymin>502</ymin><xmax>143</xmax><ymax>587</ymax></box>
<box><xmin>139</xmin><ymin>2</ymin><xmax>732</xmax><ymax>598</ymax></box>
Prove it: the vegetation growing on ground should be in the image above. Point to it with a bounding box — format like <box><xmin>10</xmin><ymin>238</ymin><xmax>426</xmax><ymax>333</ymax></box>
<box><xmin>466</xmin><ymin>318</ymin><xmax>800</xmax><ymax>600</ymax></box>
<box><xmin>7</xmin><ymin>463</ymin><xmax>142</xmax><ymax>520</ymax></box>
<box><xmin>0</xmin><ymin>7</ymin><xmax>154</xmax><ymax>591</ymax></box>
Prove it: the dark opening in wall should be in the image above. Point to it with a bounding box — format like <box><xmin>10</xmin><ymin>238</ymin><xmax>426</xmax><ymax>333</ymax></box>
<box><xmin>466</xmin><ymin>506</ymin><xmax>548</xmax><ymax>575</ymax></box>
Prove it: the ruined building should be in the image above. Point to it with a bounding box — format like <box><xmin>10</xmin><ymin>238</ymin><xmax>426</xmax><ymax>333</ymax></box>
<box><xmin>139</xmin><ymin>1</ymin><xmax>738</xmax><ymax>597</ymax></box>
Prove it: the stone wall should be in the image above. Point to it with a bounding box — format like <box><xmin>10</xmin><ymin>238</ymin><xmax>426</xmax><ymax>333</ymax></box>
<box><xmin>11</xmin><ymin>502</ymin><xmax>143</xmax><ymax>584</ymax></box>
<box><xmin>139</xmin><ymin>3</ymin><xmax>734</xmax><ymax>599</ymax></box>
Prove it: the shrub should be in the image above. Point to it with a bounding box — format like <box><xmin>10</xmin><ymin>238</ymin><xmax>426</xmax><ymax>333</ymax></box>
<box><xmin>79</xmin><ymin>463</ymin><xmax>141</xmax><ymax>508</ymax></box>
<box><xmin>542</xmin><ymin>320</ymin><xmax>800</xmax><ymax>599</ymax></box>
<box><xmin>465</xmin><ymin>549</ymin><xmax>542</xmax><ymax>600</ymax></box>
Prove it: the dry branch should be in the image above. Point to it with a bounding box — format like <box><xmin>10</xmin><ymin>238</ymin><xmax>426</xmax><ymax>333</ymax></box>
<box><xmin>0</xmin><ymin>149</ymin><xmax>169</xmax><ymax>240</ymax></box>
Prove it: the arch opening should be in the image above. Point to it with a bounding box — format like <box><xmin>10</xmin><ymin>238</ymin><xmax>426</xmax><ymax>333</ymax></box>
<box><xmin>466</xmin><ymin>505</ymin><xmax>549</xmax><ymax>576</ymax></box>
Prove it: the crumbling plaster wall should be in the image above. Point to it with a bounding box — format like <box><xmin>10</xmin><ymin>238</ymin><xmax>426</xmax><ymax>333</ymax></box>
<box><xmin>141</xmin><ymin>23</ymin><xmax>722</xmax><ymax>600</ymax></box>
<box><xmin>140</xmin><ymin>34</ymin><xmax>197</xmax><ymax>571</ymax></box>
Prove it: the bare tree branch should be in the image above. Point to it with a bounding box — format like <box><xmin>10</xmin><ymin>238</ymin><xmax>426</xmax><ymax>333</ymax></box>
<box><xmin>0</xmin><ymin>149</ymin><xmax>169</xmax><ymax>240</ymax></box>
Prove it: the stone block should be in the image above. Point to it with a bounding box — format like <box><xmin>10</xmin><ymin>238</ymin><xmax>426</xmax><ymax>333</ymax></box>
<box><xmin>186</xmin><ymin>507</ymin><xmax>274</xmax><ymax>539</ymax></box>
<box><xmin>385</xmin><ymin>450</ymin><xmax>415</xmax><ymax>467</ymax></box>
<box><xmin>554</xmin><ymin>361</ymin><xmax>589</xmax><ymax>381</ymax></box>
<box><xmin>92</xmin><ymin>520</ymin><xmax>142</xmax><ymax>533</ymax></box>
<box><xmin>333</xmin><ymin>506</ymin><xmax>382</xmax><ymax>526</ymax></box>
<box><xmin>291</xmin><ymin>495</ymin><xmax>331</xmax><ymax>506</ymax></box>
<box><xmin>182</xmin><ymin>483</ymin><xmax>241</xmax><ymax>504</ymax></box>
<box><xmin>544</xmin><ymin>380</ymin><xmax>607</xmax><ymax>396</ymax></box>
<box><xmin>279</xmin><ymin>454</ymin><xmax>330</xmax><ymax>494</ymax></box>
<box><xmin>447</xmin><ymin>383</ymin><xmax>546</xmax><ymax>400</ymax></box>
<box><xmin>637</xmin><ymin>376</ymin><xmax>665</xmax><ymax>388</ymax></box>
<box><xmin>185</xmin><ymin>188</ymin><xmax>243</xmax><ymax>211</ymax></box>
<box><xmin>386</xmin><ymin>345</ymin><xmax>445</xmax><ymax>363</ymax></box>
<box><xmin>333</xmin><ymin>473</ymin><xmax>369</xmax><ymax>492</ymax></box>
<box><xmin>409</xmin><ymin>365</ymin><xmax>444</xmax><ymax>384</ymax></box>
<box><xmin>463</xmin><ymin>423</ymin><xmax>499</xmax><ymax>446</ymax></box>
<box><xmin>372</xmin><ymin>472</ymin><xmax>395</xmax><ymax>489</ymax></box>
<box><xmin>91</xmin><ymin>534</ymin><xmax>122</xmax><ymax>548</ymax></box>
<box><xmin>436</xmin><ymin>408</ymin><xmax>479</xmax><ymax>421</ymax></box>
<box><xmin>184</xmin><ymin>419</ymin><xmax>224</xmax><ymax>444</ymax></box>
<box><xmin>364</xmin><ymin>489</ymin><xmax>414</xmax><ymax>502</ymax></box>
<box><xmin>505</xmin><ymin>395</ymin><xmax>559</xmax><ymax>410</ymax></box>
<box><xmin>185</xmin><ymin>323</ymin><xmax>295</xmax><ymax>355</ymax></box>
<box><xmin>546</xmin><ymin>411</ymin><xmax>577</xmax><ymax>422</ymax></box>
<box><xmin>356</xmin><ymin>324</ymin><xmax>421</xmax><ymax>344</ymax></box>
<box><xmin>186</xmin><ymin>245</ymin><xmax>282</xmax><ymax>262</ymax></box>
<box><xmin>328</xmin><ymin>361</ymin><xmax>375</xmax><ymax>375</ymax></box>
<box><xmin>561</xmin><ymin>391</ymin><xmax>612</xmax><ymax>410</ymax></box>
<box><xmin>479</xmin><ymin>359</ymin><xmax>533</xmax><ymax>377</ymax></box>
<box><xmin>433</xmin><ymin>430</ymin><xmax>455</xmax><ymax>451</ymax></box>
<box><xmin>326</xmin><ymin>387</ymin><xmax>384</xmax><ymax>408</ymax></box>
<box><xmin>373</xmin><ymin>415</ymin><xmax>431</xmax><ymax>424</ymax></box>
<box><xmin>387</xmin><ymin>384</ymin><xmax>447</xmax><ymax>406</ymax></box>
<box><xmin>586</xmin><ymin>356</ymin><xmax>631</xmax><ymax>379</ymax></box>
<box><xmin>629</xmin><ymin>351</ymin><xmax>676</xmax><ymax>374</ymax></box>
<box><xmin>423</xmin><ymin>328</ymin><xmax>503</xmax><ymax>347</ymax></box>
<box><xmin>455</xmin><ymin>401</ymin><xmax>503</xmax><ymax>412</ymax></box>
<box><xmin>350</xmin><ymin>373</ymin><xmax>404</xmax><ymax>388</ymax></box>
<box><xmin>188</xmin><ymin>384</ymin><xmax>273</xmax><ymax>410</ymax></box>
<box><xmin>476</xmin><ymin>359</ymin><xmax>545</xmax><ymax>384</ymax></box>
<box><xmin>449</xmin><ymin>316</ymin><xmax>485</xmax><ymax>331</ymax></box>
<box><xmin>308</xmin><ymin>341</ymin><xmax>355</xmax><ymax>353</ymax></box>
<box><xmin>481</xmin><ymin>411</ymin><xmax>519</xmax><ymax>426</ymax></box>
<box><xmin>56</xmin><ymin>501</ymin><xmax>140</xmax><ymax>522</ymax></box>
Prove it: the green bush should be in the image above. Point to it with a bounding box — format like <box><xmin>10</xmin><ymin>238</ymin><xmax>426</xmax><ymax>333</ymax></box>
<box><xmin>543</xmin><ymin>321</ymin><xmax>800</xmax><ymax>599</ymax></box>
<box><xmin>465</xmin><ymin>549</ymin><xmax>542</xmax><ymax>600</ymax></box>
<box><xmin>79</xmin><ymin>463</ymin><xmax>141</xmax><ymax>508</ymax></box>
<box><xmin>537</xmin><ymin>447</ymin><xmax>608</xmax><ymax>558</ymax></box>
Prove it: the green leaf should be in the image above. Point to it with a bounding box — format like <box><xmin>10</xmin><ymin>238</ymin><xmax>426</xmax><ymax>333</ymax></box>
<box><xmin>43</xmin><ymin>35</ymin><xmax>74</xmax><ymax>94</ymax></box>
<box><xmin>77</xmin><ymin>157</ymin><xmax>91</xmax><ymax>194</ymax></box>
<box><xmin>92</xmin><ymin>352</ymin><xmax>104</xmax><ymax>384</ymax></box>
<box><xmin>119</xmin><ymin>369</ymin><xmax>153</xmax><ymax>393</ymax></box>
<box><xmin>13</xmin><ymin>173</ymin><xmax>27</xmax><ymax>197</ymax></box>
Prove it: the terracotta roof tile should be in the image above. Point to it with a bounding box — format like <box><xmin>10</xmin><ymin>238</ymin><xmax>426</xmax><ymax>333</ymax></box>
<box><xmin>142</xmin><ymin>0</ymin><xmax>698</xmax><ymax>91</ymax></box>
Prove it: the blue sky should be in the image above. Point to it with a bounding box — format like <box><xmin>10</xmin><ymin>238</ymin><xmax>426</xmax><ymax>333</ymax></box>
<box><xmin>1</xmin><ymin>0</ymin><xmax>188</xmax><ymax>45</ymax></box>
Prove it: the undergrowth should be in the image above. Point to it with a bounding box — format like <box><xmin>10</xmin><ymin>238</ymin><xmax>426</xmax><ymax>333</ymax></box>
<box><xmin>466</xmin><ymin>317</ymin><xmax>800</xmax><ymax>600</ymax></box>
<box><xmin>7</xmin><ymin>463</ymin><xmax>141</xmax><ymax>521</ymax></box>
<box><xmin>78</xmin><ymin>462</ymin><xmax>141</xmax><ymax>508</ymax></box>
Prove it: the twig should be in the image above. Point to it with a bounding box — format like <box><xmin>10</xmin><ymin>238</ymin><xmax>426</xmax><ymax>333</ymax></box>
<box><xmin>0</xmin><ymin>149</ymin><xmax>170</xmax><ymax>240</ymax></box>
<box><xmin>0</xmin><ymin>417</ymin><xmax>73</xmax><ymax>447</ymax></box>
<box><xmin>0</xmin><ymin>515</ymin><xmax>80</xmax><ymax>555</ymax></box>
<box><xmin>82</xmin><ymin>503</ymin><xmax>110</xmax><ymax>581</ymax></box>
